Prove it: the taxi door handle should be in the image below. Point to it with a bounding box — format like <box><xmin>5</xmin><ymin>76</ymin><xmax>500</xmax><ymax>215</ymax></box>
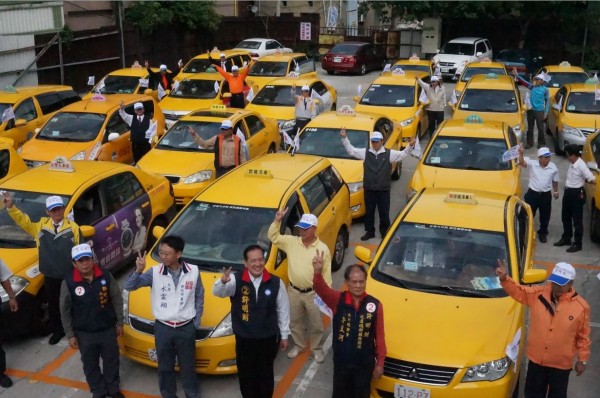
<box><xmin>105</xmin><ymin>223</ymin><xmax>116</xmax><ymax>231</ymax></box>
<box><xmin>331</xmin><ymin>206</ymin><xmax>336</xmax><ymax>215</ymax></box>
<box><xmin>141</xmin><ymin>201</ymin><xmax>150</xmax><ymax>208</ymax></box>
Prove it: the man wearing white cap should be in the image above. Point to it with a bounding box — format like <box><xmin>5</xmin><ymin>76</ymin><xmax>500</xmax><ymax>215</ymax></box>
<box><xmin>207</xmin><ymin>51</ymin><xmax>233</xmax><ymax>72</ymax></box>
<box><xmin>268</xmin><ymin>210</ymin><xmax>331</xmax><ymax>363</ymax></box>
<box><xmin>496</xmin><ymin>260</ymin><xmax>590</xmax><ymax>398</ymax></box>
<box><xmin>119</xmin><ymin>101</ymin><xmax>153</xmax><ymax>163</ymax></box>
<box><xmin>212</xmin><ymin>58</ymin><xmax>254</xmax><ymax>109</ymax></box>
<box><xmin>513</xmin><ymin>69</ymin><xmax>550</xmax><ymax>149</ymax></box>
<box><xmin>416</xmin><ymin>75</ymin><xmax>446</xmax><ymax>138</ymax></box>
<box><xmin>340</xmin><ymin>128</ymin><xmax>416</xmax><ymax>240</ymax></box>
<box><xmin>144</xmin><ymin>59</ymin><xmax>182</xmax><ymax>90</ymax></box>
<box><xmin>3</xmin><ymin>192</ymin><xmax>81</xmax><ymax>345</ymax></box>
<box><xmin>189</xmin><ymin>119</ymin><xmax>247</xmax><ymax>177</ymax></box>
<box><xmin>517</xmin><ymin>145</ymin><xmax>560</xmax><ymax>243</ymax></box>
<box><xmin>60</xmin><ymin>244</ymin><xmax>124</xmax><ymax>398</ymax></box>
<box><xmin>290</xmin><ymin>83</ymin><xmax>317</xmax><ymax>136</ymax></box>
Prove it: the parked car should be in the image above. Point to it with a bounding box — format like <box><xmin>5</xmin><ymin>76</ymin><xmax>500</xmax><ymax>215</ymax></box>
<box><xmin>321</xmin><ymin>42</ymin><xmax>386</xmax><ymax>75</ymax></box>
<box><xmin>231</xmin><ymin>38</ymin><xmax>292</xmax><ymax>59</ymax></box>
<box><xmin>432</xmin><ymin>37</ymin><xmax>493</xmax><ymax>79</ymax></box>
<box><xmin>494</xmin><ymin>48</ymin><xmax>543</xmax><ymax>80</ymax></box>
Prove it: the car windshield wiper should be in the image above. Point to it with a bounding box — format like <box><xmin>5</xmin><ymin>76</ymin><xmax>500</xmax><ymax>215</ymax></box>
<box><xmin>432</xmin><ymin>285</ymin><xmax>494</xmax><ymax>298</ymax></box>
<box><xmin>378</xmin><ymin>271</ymin><xmax>409</xmax><ymax>289</ymax></box>
<box><xmin>424</xmin><ymin>163</ymin><xmax>452</xmax><ymax>168</ymax></box>
<box><xmin>463</xmin><ymin>166</ymin><xmax>484</xmax><ymax>170</ymax></box>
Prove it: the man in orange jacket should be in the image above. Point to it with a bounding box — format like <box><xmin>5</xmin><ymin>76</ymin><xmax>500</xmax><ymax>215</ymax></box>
<box><xmin>213</xmin><ymin>61</ymin><xmax>253</xmax><ymax>109</ymax></box>
<box><xmin>496</xmin><ymin>261</ymin><xmax>590</xmax><ymax>398</ymax></box>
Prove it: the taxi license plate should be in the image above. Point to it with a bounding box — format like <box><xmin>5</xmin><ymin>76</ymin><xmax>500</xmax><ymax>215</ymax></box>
<box><xmin>441</xmin><ymin>67</ymin><xmax>449</xmax><ymax>73</ymax></box>
<box><xmin>394</xmin><ymin>384</ymin><xmax>431</xmax><ymax>398</ymax></box>
<box><xmin>334</xmin><ymin>57</ymin><xmax>342</xmax><ymax>63</ymax></box>
<box><xmin>148</xmin><ymin>348</ymin><xmax>158</xmax><ymax>362</ymax></box>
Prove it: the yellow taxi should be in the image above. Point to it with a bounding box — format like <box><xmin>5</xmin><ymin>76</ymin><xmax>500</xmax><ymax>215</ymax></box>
<box><xmin>83</xmin><ymin>64</ymin><xmax>163</xmax><ymax>101</ymax></box>
<box><xmin>453</xmin><ymin>60</ymin><xmax>507</xmax><ymax>99</ymax></box>
<box><xmin>121</xmin><ymin>153</ymin><xmax>353</xmax><ymax>374</ymax></box>
<box><xmin>175</xmin><ymin>49</ymin><xmax>253</xmax><ymax>82</ymax></box>
<box><xmin>245</xmin><ymin>52</ymin><xmax>316</xmax><ymax>92</ymax></box>
<box><xmin>581</xmin><ymin>128</ymin><xmax>600</xmax><ymax>242</ymax></box>
<box><xmin>407</xmin><ymin>117</ymin><xmax>521</xmax><ymax>200</ymax></box>
<box><xmin>0</xmin><ymin>85</ymin><xmax>81</xmax><ymax>148</ymax></box>
<box><xmin>19</xmin><ymin>94</ymin><xmax>165</xmax><ymax>167</ymax></box>
<box><xmin>537</xmin><ymin>61</ymin><xmax>588</xmax><ymax>97</ymax></box>
<box><xmin>295</xmin><ymin>106</ymin><xmax>404</xmax><ymax>218</ymax></box>
<box><xmin>0</xmin><ymin>138</ymin><xmax>27</xmax><ymax>184</ymax></box>
<box><xmin>245</xmin><ymin>76</ymin><xmax>337</xmax><ymax>138</ymax></box>
<box><xmin>137</xmin><ymin>105</ymin><xmax>280</xmax><ymax>206</ymax></box>
<box><xmin>547</xmin><ymin>83</ymin><xmax>600</xmax><ymax>154</ymax></box>
<box><xmin>452</xmin><ymin>74</ymin><xmax>526</xmax><ymax>143</ymax></box>
<box><xmin>354</xmin><ymin>188</ymin><xmax>546</xmax><ymax>398</ymax></box>
<box><xmin>353</xmin><ymin>70</ymin><xmax>428</xmax><ymax>146</ymax></box>
<box><xmin>392</xmin><ymin>54</ymin><xmax>434</xmax><ymax>76</ymax></box>
<box><xmin>0</xmin><ymin>157</ymin><xmax>176</xmax><ymax>339</ymax></box>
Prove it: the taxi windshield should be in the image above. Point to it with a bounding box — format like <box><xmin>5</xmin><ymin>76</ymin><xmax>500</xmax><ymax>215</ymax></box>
<box><xmin>547</xmin><ymin>72</ymin><xmax>588</xmax><ymax>88</ymax></box>
<box><xmin>252</xmin><ymin>85</ymin><xmax>297</xmax><ymax>106</ymax></box>
<box><xmin>424</xmin><ymin>136</ymin><xmax>512</xmax><ymax>171</ymax></box>
<box><xmin>459</xmin><ymin>89</ymin><xmax>518</xmax><ymax>112</ymax></box>
<box><xmin>0</xmin><ymin>191</ymin><xmax>70</xmax><ymax>248</ymax></box>
<box><xmin>152</xmin><ymin>202</ymin><xmax>275</xmax><ymax>271</ymax></box>
<box><xmin>565</xmin><ymin>92</ymin><xmax>600</xmax><ymax>114</ymax></box>
<box><xmin>297</xmin><ymin>127</ymin><xmax>369</xmax><ymax>159</ymax></box>
<box><xmin>393</xmin><ymin>64</ymin><xmax>429</xmax><ymax>73</ymax></box>
<box><xmin>249</xmin><ymin>61</ymin><xmax>288</xmax><ymax>77</ymax></box>
<box><xmin>183</xmin><ymin>59</ymin><xmax>213</xmax><ymax>74</ymax></box>
<box><xmin>157</xmin><ymin>120</ymin><xmax>221</xmax><ymax>152</ymax></box>
<box><xmin>169</xmin><ymin>80</ymin><xmax>219</xmax><ymax>99</ymax></box>
<box><xmin>461</xmin><ymin>68</ymin><xmax>506</xmax><ymax>82</ymax></box>
<box><xmin>360</xmin><ymin>84</ymin><xmax>415</xmax><ymax>107</ymax></box>
<box><xmin>37</xmin><ymin>112</ymin><xmax>106</xmax><ymax>142</ymax></box>
<box><xmin>372</xmin><ymin>222</ymin><xmax>508</xmax><ymax>297</ymax></box>
<box><xmin>98</xmin><ymin>75</ymin><xmax>139</xmax><ymax>94</ymax></box>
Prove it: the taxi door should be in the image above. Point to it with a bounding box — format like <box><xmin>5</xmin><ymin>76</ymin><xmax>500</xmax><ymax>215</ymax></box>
<box><xmin>2</xmin><ymin>97</ymin><xmax>43</xmax><ymax>148</ymax></box>
<box><xmin>242</xmin><ymin>114</ymin><xmax>269</xmax><ymax>157</ymax></box>
<box><xmin>547</xmin><ymin>87</ymin><xmax>566</xmax><ymax>136</ymax></box>
<box><xmin>415</xmin><ymin>84</ymin><xmax>429</xmax><ymax>137</ymax></box>
<box><xmin>96</xmin><ymin>110</ymin><xmax>133</xmax><ymax>164</ymax></box>
<box><xmin>310</xmin><ymin>82</ymin><xmax>332</xmax><ymax>114</ymax></box>
<box><xmin>582</xmin><ymin>130</ymin><xmax>600</xmax><ymax>214</ymax></box>
<box><xmin>0</xmin><ymin>140</ymin><xmax>27</xmax><ymax>183</ymax></box>
<box><xmin>513</xmin><ymin>200</ymin><xmax>536</xmax><ymax>278</ymax></box>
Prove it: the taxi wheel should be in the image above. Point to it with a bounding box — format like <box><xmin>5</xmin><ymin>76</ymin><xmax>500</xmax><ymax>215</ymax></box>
<box><xmin>331</xmin><ymin>228</ymin><xmax>349</xmax><ymax>272</ymax></box>
<box><xmin>268</xmin><ymin>143</ymin><xmax>277</xmax><ymax>154</ymax></box>
<box><xmin>326</xmin><ymin>70</ymin><xmax>334</xmax><ymax>75</ymax></box>
<box><xmin>359</xmin><ymin>64</ymin><xmax>367</xmax><ymax>75</ymax></box>
<box><xmin>591</xmin><ymin>203</ymin><xmax>600</xmax><ymax>243</ymax></box>
<box><xmin>391</xmin><ymin>162</ymin><xmax>401</xmax><ymax>180</ymax></box>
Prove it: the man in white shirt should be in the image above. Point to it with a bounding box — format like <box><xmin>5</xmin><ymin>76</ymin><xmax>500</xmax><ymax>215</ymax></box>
<box><xmin>118</xmin><ymin>101</ymin><xmax>153</xmax><ymax>163</ymax></box>
<box><xmin>213</xmin><ymin>245</ymin><xmax>290</xmax><ymax>398</ymax></box>
<box><xmin>291</xmin><ymin>84</ymin><xmax>317</xmax><ymax>136</ymax></box>
<box><xmin>554</xmin><ymin>144</ymin><xmax>596</xmax><ymax>252</ymax></box>
<box><xmin>517</xmin><ymin>146</ymin><xmax>560</xmax><ymax>243</ymax></box>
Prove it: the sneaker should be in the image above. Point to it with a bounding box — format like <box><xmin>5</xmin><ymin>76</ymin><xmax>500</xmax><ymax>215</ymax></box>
<box><xmin>553</xmin><ymin>238</ymin><xmax>571</xmax><ymax>247</ymax></box>
<box><xmin>0</xmin><ymin>373</ymin><xmax>13</xmax><ymax>388</ymax></box>
<box><xmin>313</xmin><ymin>351</ymin><xmax>325</xmax><ymax>363</ymax></box>
<box><xmin>360</xmin><ymin>232</ymin><xmax>375</xmax><ymax>241</ymax></box>
<box><xmin>49</xmin><ymin>331</ymin><xmax>65</xmax><ymax>345</ymax></box>
<box><xmin>566</xmin><ymin>244</ymin><xmax>582</xmax><ymax>253</ymax></box>
<box><xmin>287</xmin><ymin>346</ymin><xmax>302</xmax><ymax>359</ymax></box>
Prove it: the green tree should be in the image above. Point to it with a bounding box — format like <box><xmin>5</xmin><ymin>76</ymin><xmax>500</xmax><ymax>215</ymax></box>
<box><xmin>124</xmin><ymin>1</ymin><xmax>221</xmax><ymax>35</ymax></box>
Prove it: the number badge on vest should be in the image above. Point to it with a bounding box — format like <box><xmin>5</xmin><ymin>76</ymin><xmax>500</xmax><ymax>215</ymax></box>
<box><xmin>366</xmin><ymin>302</ymin><xmax>376</xmax><ymax>313</ymax></box>
<box><xmin>75</xmin><ymin>286</ymin><xmax>85</xmax><ymax>296</ymax></box>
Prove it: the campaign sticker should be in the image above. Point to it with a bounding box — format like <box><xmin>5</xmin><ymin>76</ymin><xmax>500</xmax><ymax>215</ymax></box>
<box><xmin>265</xmin><ymin>289</ymin><xmax>271</xmax><ymax>296</ymax></box>
<box><xmin>75</xmin><ymin>286</ymin><xmax>85</xmax><ymax>296</ymax></box>
<box><xmin>366</xmin><ymin>302</ymin><xmax>376</xmax><ymax>313</ymax></box>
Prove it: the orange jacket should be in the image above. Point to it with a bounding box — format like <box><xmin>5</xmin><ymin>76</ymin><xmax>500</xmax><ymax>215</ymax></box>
<box><xmin>215</xmin><ymin>65</ymin><xmax>250</xmax><ymax>94</ymax></box>
<box><xmin>501</xmin><ymin>277</ymin><xmax>591</xmax><ymax>369</ymax></box>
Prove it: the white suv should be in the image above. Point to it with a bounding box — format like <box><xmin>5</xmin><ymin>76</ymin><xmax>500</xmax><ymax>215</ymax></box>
<box><xmin>432</xmin><ymin>37</ymin><xmax>493</xmax><ymax>78</ymax></box>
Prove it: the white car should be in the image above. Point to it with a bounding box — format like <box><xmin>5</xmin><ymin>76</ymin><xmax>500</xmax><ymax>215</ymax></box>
<box><xmin>232</xmin><ymin>38</ymin><xmax>293</xmax><ymax>59</ymax></box>
<box><xmin>432</xmin><ymin>37</ymin><xmax>493</xmax><ymax>79</ymax></box>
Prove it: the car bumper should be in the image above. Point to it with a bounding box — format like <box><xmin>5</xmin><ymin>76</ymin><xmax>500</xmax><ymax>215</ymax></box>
<box><xmin>322</xmin><ymin>61</ymin><xmax>359</xmax><ymax>73</ymax></box>
<box><xmin>173</xmin><ymin>181</ymin><xmax>213</xmax><ymax>207</ymax></box>
<box><xmin>559</xmin><ymin>131</ymin><xmax>586</xmax><ymax>150</ymax></box>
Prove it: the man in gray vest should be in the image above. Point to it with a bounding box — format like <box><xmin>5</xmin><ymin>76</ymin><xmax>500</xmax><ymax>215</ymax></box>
<box><xmin>340</xmin><ymin>128</ymin><xmax>415</xmax><ymax>240</ymax></box>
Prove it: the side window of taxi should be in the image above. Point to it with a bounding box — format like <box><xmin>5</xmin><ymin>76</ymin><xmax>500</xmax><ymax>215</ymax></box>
<box><xmin>592</xmin><ymin>132</ymin><xmax>600</xmax><ymax>166</ymax></box>
<box><xmin>100</xmin><ymin>172</ymin><xmax>144</xmax><ymax>214</ymax></box>
<box><xmin>513</xmin><ymin>203</ymin><xmax>530</xmax><ymax>274</ymax></box>
<box><xmin>239</xmin><ymin>54</ymin><xmax>252</xmax><ymax>67</ymax></box>
<box><xmin>74</xmin><ymin>184</ymin><xmax>105</xmax><ymax>225</ymax></box>
<box><xmin>35</xmin><ymin>93</ymin><xmax>63</xmax><ymax>115</ymax></box>
<box><xmin>375</xmin><ymin>118</ymin><xmax>394</xmax><ymax>139</ymax></box>
<box><xmin>0</xmin><ymin>149</ymin><xmax>9</xmax><ymax>179</ymax></box>
<box><xmin>105</xmin><ymin>111</ymin><xmax>129</xmax><ymax>140</ymax></box>
<box><xmin>300</xmin><ymin>173</ymin><xmax>330</xmax><ymax>216</ymax></box>
<box><xmin>233</xmin><ymin>121</ymin><xmax>249</xmax><ymax>139</ymax></box>
<box><xmin>231</xmin><ymin>56</ymin><xmax>244</xmax><ymax>68</ymax></box>
<box><xmin>311</xmin><ymin>81</ymin><xmax>328</xmax><ymax>96</ymax></box>
<box><xmin>320</xmin><ymin>166</ymin><xmax>344</xmax><ymax>198</ymax></box>
<box><xmin>245</xmin><ymin>115</ymin><xmax>264</xmax><ymax>136</ymax></box>
<box><xmin>272</xmin><ymin>192</ymin><xmax>305</xmax><ymax>268</ymax></box>
<box><xmin>14</xmin><ymin>98</ymin><xmax>37</xmax><ymax>122</ymax></box>
<box><xmin>507</xmin><ymin>126</ymin><xmax>518</xmax><ymax>148</ymax></box>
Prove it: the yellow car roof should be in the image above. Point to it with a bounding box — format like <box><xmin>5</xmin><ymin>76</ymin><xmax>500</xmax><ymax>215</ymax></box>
<box><xmin>394</xmin><ymin>59</ymin><xmax>432</xmax><ymax>67</ymax></box>
<box><xmin>179</xmin><ymin>72</ymin><xmax>224</xmax><ymax>81</ymax></box>
<box><xmin>0</xmin><ymin>85</ymin><xmax>74</xmax><ymax>103</ymax></box>
<box><xmin>372</xmin><ymin>70</ymin><xmax>428</xmax><ymax>86</ymax></box>
<box><xmin>305</xmin><ymin>110</ymin><xmax>387</xmax><ymax>131</ymax></box>
<box><xmin>179</xmin><ymin>108</ymin><xmax>253</xmax><ymax>123</ymax></box>
<box><xmin>262</xmin><ymin>76</ymin><xmax>320</xmax><ymax>87</ymax></box>
<box><xmin>544</xmin><ymin>63</ymin><xmax>585</xmax><ymax>73</ymax></box>
<box><xmin>464</xmin><ymin>61</ymin><xmax>506</xmax><ymax>69</ymax></box>
<box><xmin>403</xmin><ymin>188</ymin><xmax>510</xmax><ymax>232</ymax></box>
<box><xmin>103</xmin><ymin>67</ymin><xmax>156</xmax><ymax>77</ymax></box>
<box><xmin>254</xmin><ymin>52</ymin><xmax>307</xmax><ymax>62</ymax></box>
<box><xmin>465</xmin><ymin>74</ymin><xmax>515</xmax><ymax>90</ymax></box>
<box><xmin>189</xmin><ymin>49</ymin><xmax>250</xmax><ymax>60</ymax></box>
<box><xmin>436</xmin><ymin>118</ymin><xmax>508</xmax><ymax>138</ymax></box>
<box><xmin>65</xmin><ymin>94</ymin><xmax>152</xmax><ymax>114</ymax></box>
<box><xmin>194</xmin><ymin>153</ymin><xmax>328</xmax><ymax>208</ymax></box>
<box><xmin>564</xmin><ymin>83</ymin><xmax>597</xmax><ymax>92</ymax></box>
<box><xmin>1</xmin><ymin>161</ymin><xmax>130</xmax><ymax>196</ymax></box>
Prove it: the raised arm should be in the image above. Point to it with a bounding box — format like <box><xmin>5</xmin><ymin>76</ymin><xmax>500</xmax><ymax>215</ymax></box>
<box><xmin>340</xmin><ymin>127</ymin><xmax>367</xmax><ymax>160</ymax></box>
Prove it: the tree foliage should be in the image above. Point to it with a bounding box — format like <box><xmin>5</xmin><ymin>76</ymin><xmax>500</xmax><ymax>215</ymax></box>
<box><xmin>125</xmin><ymin>1</ymin><xmax>221</xmax><ymax>35</ymax></box>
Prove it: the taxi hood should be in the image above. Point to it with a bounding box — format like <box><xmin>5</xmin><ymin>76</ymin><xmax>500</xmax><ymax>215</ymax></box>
<box><xmin>245</xmin><ymin>104</ymin><xmax>295</xmax><ymax>122</ymax></box>
<box><xmin>561</xmin><ymin>112</ymin><xmax>600</xmax><ymax>130</ymax></box>
<box><xmin>137</xmin><ymin>148</ymin><xmax>215</xmax><ymax>177</ymax></box>
<box><xmin>412</xmin><ymin>166</ymin><xmax>520</xmax><ymax>196</ymax></box>
<box><xmin>160</xmin><ymin>96</ymin><xmax>220</xmax><ymax>114</ymax></box>
<box><xmin>0</xmin><ymin>248</ymin><xmax>38</xmax><ymax>274</ymax></box>
<box><xmin>20</xmin><ymin>139</ymin><xmax>94</xmax><ymax>162</ymax></box>
<box><xmin>327</xmin><ymin>158</ymin><xmax>363</xmax><ymax>184</ymax></box>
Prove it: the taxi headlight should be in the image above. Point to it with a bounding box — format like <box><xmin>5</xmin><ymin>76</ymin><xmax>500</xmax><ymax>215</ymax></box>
<box><xmin>0</xmin><ymin>276</ymin><xmax>29</xmax><ymax>303</ymax></box>
<box><xmin>399</xmin><ymin>117</ymin><xmax>414</xmax><ymax>127</ymax></box>
<box><xmin>461</xmin><ymin>357</ymin><xmax>510</xmax><ymax>382</ymax></box>
<box><xmin>562</xmin><ymin>124</ymin><xmax>583</xmax><ymax>138</ymax></box>
<box><xmin>347</xmin><ymin>181</ymin><xmax>363</xmax><ymax>193</ymax></box>
<box><xmin>280</xmin><ymin>119</ymin><xmax>296</xmax><ymax>131</ymax></box>
<box><xmin>210</xmin><ymin>313</ymin><xmax>233</xmax><ymax>338</ymax></box>
<box><xmin>70</xmin><ymin>151</ymin><xmax>86</xmax><ymax>161</ymax></box>
<box><xmin>182</xmin><ymin>170</ymin><xmax>213</xmax><ymax>184</ymax></box>
<box><xmin>122</xmin><ymin>289</ymin><xmax>130</xmax><ymax>325</ymax></box>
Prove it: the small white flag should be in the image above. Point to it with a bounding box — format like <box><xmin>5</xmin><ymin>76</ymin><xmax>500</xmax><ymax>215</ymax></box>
<box><xmin>139</xmin><ymin>78</ymin><xmax>149</xmax><ymax>88</ymax></box>
<box><xmin>214</xmin><ymin>81</ymin><xmax>220</xmax><ymax>94</ymax></box>
<box><xmin>1</xmin><ymin>106</ymin><xmax>15</xmax><ymax>122</ymax></box>
<box><xmin>357</xmin><ymin>84</ymin><xmax>362</xmax><ymax>96</ymax></box>
<box><xmin>419</xmin><ymin>89</ymin><xmax>429</xmax><ymax>105</ymax></box>
<box><xmin>412</xmin><ymin>135</ymin><xmax>422</xmax><ymax>159</ymax></box>
<box><xmin>96</xmin><ymin>79</ymin><xmax>105</xmax><ymax>94</ymax></box>
<box><xmin>595</xmin><ymin>89</ymin><xmax>600</xmax><ymax>101</ymax></box>
<box><xmin>87</xmin><ymin>76</ymin><xmax>95</xmax><ymax>86</ymax></box>
<box><xmin>146</xmin><ymin>120</ymin><xmax>158</xmax><ymax>143</ymax></box>
<box><xmin>236</xmin><ymin>128</ymin><xmax>249</xmax><ymax>160</ymax></box>
<box><xmin>505</xmin><ymin>328</ymin><xmax>521</xmax><ymax>373</ymax></box>
<box><xmin>292</xmin><ymin>132</ymin><xmax>300</xmax><ymax>154</ymax></box>
<box><xmin>282</xmin><ymin>130</ymin><xmax>295</xmax><ymax>148</ymax></box>
<box><xmin>158</xmin><ymin>84</ymin><xmax>167</xmax><ymax>100</ymax></box>
<box><xmin>246</xmin><ymin>86</ymin><xmax>255</xmax><ymax>102</ymax></box>
<box><xmin>449</xmin><ymin>90</ymin><xmax>458</xmax><ymax>106</ymax></box>
<box><xmin>382</xmin><ymin>63</ymin><xmax>391</xmax><ymax>72</ymax></box>
<box><xmin>172</xmin><ymin>80</ymin><xmax>180</xmax><ymax>93</ymax></box>
<box><xmin>294</xmin><ymin>61</ymin><xmax>300</xmax><ymax>73</ymax></box>
<box><xmin>314</xmin><ymin>295</ymin><xmax>332</xmax><ymax>318</ymax></box>
<box><xmin>557</xmin><ymin>96</ymin><xmax>563</xmax><ymax>109</ymax></box>
<box><xmin>502</xmin><ymin>145</ymin><xmax>520</xmax><ymax>162</ymax></box>
<box><xmin>524</xmin><ymin>91</ymin><xmax>532</xmax><ymax>110</ymax></box>
<box><xmin>434</xmin><ymin>64</ymin><xmax>441</xmax><ymax>78</ymax></box>
<box><xmin>543</xmin><ymin>72</ymin><xmax>552</xmax><ymax>83</ymax></box>
<box><xmin>455</xmin><ymin>61</ymin><xmax>467</xmax><ymax>76</ymax></box>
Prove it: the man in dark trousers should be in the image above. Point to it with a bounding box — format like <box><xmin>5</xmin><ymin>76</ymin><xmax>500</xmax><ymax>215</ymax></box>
<box><xmin>213</xmin><ymin>61</ymin><xmax>253</xmax><ymax>109</ymax></box>
<box><xmin>0</xmin><ymin>258</ymin><xmax>18</xmax><ymax>388</ymax></box>
<box><xmin>213</xmin><ymin>245</ymin><xmax>290</xmax><ymax>398</ymax></box>
<box><xmin>119</xmin><ymin>101</ymin><xmax>153</xmax><ymax>164</ymax></box>
<box><xmin>4</xmin><ymin>193</ymin><xmax>81</xmax><ymax>345</ymax></box>
<box><xmin>60</xmin><ymin>244</ymin><xmax>124</xmax><ymax>398</ymax></box>
<box><xmin>340</xmin><ymin>128</ymin><xmax>415</xmax><ymax>240</ymax></box>
<box><xmin>208</xmin><ymin>51</ymin><xmax>233</xmax><ymax>72</ymax></box>
<box><xmin>312</xmin><ymin>252</ymin><xmax>386</xmax><ymax>398</ymax></box>
<box><xmin>145</xmin><ymin>60</ymin><xmax>182</xmax><ymax>90</ymax></box>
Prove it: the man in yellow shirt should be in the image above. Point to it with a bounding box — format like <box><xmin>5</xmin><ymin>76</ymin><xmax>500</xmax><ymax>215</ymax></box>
<box><xmin>268</xmin><ymin>210</ymin><xmax>331</xmax><ymax>363</ymax></box>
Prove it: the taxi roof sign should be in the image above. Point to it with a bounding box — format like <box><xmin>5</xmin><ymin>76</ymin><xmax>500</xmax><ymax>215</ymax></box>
<box><xmin>210</xmin><ymin>104</ymin><xmax>227</xmax><ymax>113</ymax></box>
<box><xmin>49</xmin><ymin>156</ymin><xmax>75</xmax><ymax>173</ymax></box>
<box><xmin>465</xmin><ymin>114</ymin><xmax>483</xmax><ymax>124</ymax></box>
<box><xmin>486</xmin><ymin>72</ymin><xmax>498</xmax><ymax>79</ymax></box>
<box><xmin>444</xmin><ymin>191</ymin><xmax>477</xmax><ymax>205</ymax></box>
<box><xmin>131</xmin><ymin>61</ymin><xmax>142</xmax><ymax>69</ymax></box>
<box><xmin>392</xmin><ymin>68</ymin><xmax>406</xmax><ymax>75</ymax></box>
<box><xmin>409</xmin><ymin>54</ymin><xmax>420</xmax><ymax>61</ymax></box>
<box><xmin>91</xmin><ymin>94</ymin><xmax>106</xmax><ymax>101</ymax></box>
<box><xmin>286</xmin><ymin>72</ymin><xmax>300</xmax><ymax>78</ymax></box>
<box><xmin>246</xmin><ymin>168</ymin><xmax>273</xmax><ymax>178</ymax></box>
<box><xmin>559</xmin><ymin>61</ymin><xmax>571</xmax><ymax>67</ymax></box>
<box><xmin>336</xmin><ymin>105</ymin><xmax>355</xmax><ymax>116</ymax></box>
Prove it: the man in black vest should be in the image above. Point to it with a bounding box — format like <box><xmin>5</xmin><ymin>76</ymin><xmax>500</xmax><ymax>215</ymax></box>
<box><xmin>59</xmin><ymin>244</ymin><xmax>124</xmax><ymax>398</ymax></box>
<box><xmin>207</xmin><ymin>51</ymin><xmax>233</xmax><ymax>72</ymax></box>
<box><xmin>213</xmin><ymin>245</ymin><xmax>290</xmax><ymax>398</ymax></box>
<box><xmin>312</xmin><ymin>251</ymin><xmax>386</xmax><ymax>398</ymax></box>
<box><xmin>119</xmin><ymin>101</ymin><xmax>152</xmax><ymax>164</ymax></box>
<box><xmin>340</xmin><ymin>128</ymin><xmax>415</xmax><ymax>240</ymax></box>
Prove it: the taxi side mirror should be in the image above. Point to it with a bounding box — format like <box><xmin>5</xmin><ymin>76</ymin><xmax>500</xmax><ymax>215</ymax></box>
<box><xmin>354</xmin><ymin>246</ymin><xmax>372</xmax><ymax>265</ymax></box>
<box><xmin>35</xmin><ymin>127</ymin><xmax>41</xmax><ymax>134</ymax></box>
<box><xmin>586</xmin><ymin>160</ymin><xmax>599</xmax><ymax>171</ymax></box>
<box><xmin>108</xmin><ymin>132</ymin><xmax>120</xmax><ymax>142</ymax></box>
<box><xmin>144</xmin><ymin>89</ymin><xmax>154</xmax><ymax>95</ymax></box>
<box><xmin>14</xmin><ymin>119</ymin><xmax>27</xmax><ymax>127</ymax></box>
<box><xmin>521</xmin><ymin>268</ymin><xmax>547</xmax><ymax>284</ymax></box>
<box><xmin>352</xmin><ymin>95</ymin><xmax>359</xmax><ymax>103</ymax></box>
<box><xmin>152</xmin><ymin>225</ymin><xmax>165</xmax><ymax>240</ymax></box>
<box><xmin>80</xmin><ymin>225</ymin><xmax>96</xmax><ymax>238</ymax></box>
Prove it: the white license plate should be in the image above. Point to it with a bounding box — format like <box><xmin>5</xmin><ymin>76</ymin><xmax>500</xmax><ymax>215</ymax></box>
<box><xmin>441</xmin><ymin>67</ymin><xmax>449</xmax><ymax>73</ymax></box>
<box><xmin>148</xmin><ymin>348</ymin><xmax>158</xmax><ymax>362</ymax></box>
<box><xmin>334</xmin><ymin>57</ymin><xmax>342</xmax><ymax>63</ymax></box>
<box><xmin>394</xmin><ymin>384</ymin><xmax>431</xmax><ymax>398</ymax></box>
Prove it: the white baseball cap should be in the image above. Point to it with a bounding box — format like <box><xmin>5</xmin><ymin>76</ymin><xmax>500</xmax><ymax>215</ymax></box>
<box><xmin>537</xmin><ymin>147</ymin><xmax>552</xmax><ymax>157</ymax></box>
<box><xmin>295</xmin><ymin>214</ymin><xmax>318</xmax><ymax>229</ymax></box>
<box><xmin>231</xmin><ymin>65</ymin><xmax>239</xmax><ymax>72</ymax></box>
<box><xmin>72</xmin><ymin>243</ymin><xmax>93</xmax><ymax>261</ymax></box>
<box><xmin>534</xmin><ymin>74</ymin><xmax>545</xmax><ymax>80</ymax></box>
<box><xmin>301</xmin><ymin>85</ymin><xmax>310</xmax><ymax>91</ymax></box>
<box><xmin>220</xmin><ymin>119</ymin><xmax>233</xmax><ymax>129</ymax></box>
<box><xmin>219</xmin><ymin>53</ymin><xmax>226</xmax><ymax>58</ymax></box>
<box><xmin>547</xmin><ymin>262</ymin><xmax>576</xmax><ymax>286</ymax></box>
<box><xmin>46</xmin><ymin>196</ymin><xmax>64</xmax><ymax>211</ymax></box>
<box><xmin>430</xmin><ymin>76</ymin><xmax>440</xmax><ymax>82</ymax></box>
<box><xmin>160</xmin><ymin>64</ymin><xmax>167</xmax><ymax>71</ymax></box>
<box><xmin>134</xmin><ymin>102</ymin><xmax>144</xmax><ymax>110</ymax></box>
<box><xmin>370</xmin><ymin>131</ymin><xmax>384</xmax><ymax>142</ymax></box>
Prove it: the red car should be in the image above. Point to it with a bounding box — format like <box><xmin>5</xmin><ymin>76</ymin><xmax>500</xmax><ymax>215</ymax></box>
<box><xmin>322</xmin><ymin>41</ymin><xmax>386</xmax><ymax>75</ymax></box>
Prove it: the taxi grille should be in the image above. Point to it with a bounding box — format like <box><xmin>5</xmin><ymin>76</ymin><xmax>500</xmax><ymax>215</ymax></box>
<box><xmin>438</xmin><ymin>62</ymin><xmax>455</xmax><ymax>67</ymax></box>
<box><xmin>129</xmin><ymin>317</ymin><xmax>213</xmax><ymax>340</ymax></box>
<box><xmin>580</xmin><ymin>128</ymin><xmax>595</xmax><ymax>137</ymax></box>
<box><xmin>163</xmin><ymin>175</ymin><xmax>181</xmax><ymax>184</ymax></box>
<box><xmin>123</xmin><ymin>346</ymin><xmax>210</xmax><ymax>369</ymax></box>
<box><xmin>383</xmin><ymin>357</ymin><xmax>457</xmax><ymax>385</ymax></box>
